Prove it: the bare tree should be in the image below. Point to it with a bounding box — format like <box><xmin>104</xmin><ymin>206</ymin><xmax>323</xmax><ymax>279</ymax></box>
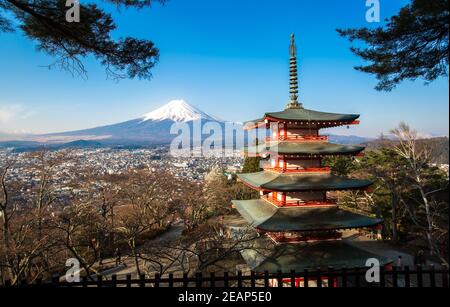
<box><xmin>49</xmin><ymin>201</ymin><xmax>104</xmax><ymax>278</ymax></box>
<box><xmin>115</xmin><ymin>170</ymin><xmax>181</xmax><ymax>275</ymax></box>
<box><xmin>140</xmin><ymin>223</ymin><xmax>258</xmax><ymax>276</ymax></box>
<box><xmin>0</xmin><ymin>157</ymin><xmax>52</xmax><ymax>284</ymax></box>
<box><xmin>391</xmin><ymin>123</ymin><xmax>449</xmax><ymax>265</ymax></box>
<box><xmin>176</xmin><ymin>182</ymin><xmax>209</xmax><ymax>232</ymax></box>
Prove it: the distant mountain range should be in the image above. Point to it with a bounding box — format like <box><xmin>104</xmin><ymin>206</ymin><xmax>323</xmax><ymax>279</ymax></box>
<box><xmin>0</xmin><ymin>99</ymin><xmax>396</xmax><ymax>151</ymax></box>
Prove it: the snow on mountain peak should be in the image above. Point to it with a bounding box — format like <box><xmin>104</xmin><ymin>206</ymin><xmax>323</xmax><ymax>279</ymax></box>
<box><xmin>141</xmin><ymin>100</ymin><xmax>220</xmax><ymax>122</ymax></box>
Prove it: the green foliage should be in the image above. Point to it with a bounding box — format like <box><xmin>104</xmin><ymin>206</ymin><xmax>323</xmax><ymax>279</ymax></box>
<box><xmin>338</xmin><ymin>0</ymin><xmax>449</xmax><ymax>91</ymax></box>
<box><xmin>356</xmin><ymin>149</ymin><xmax>410</xmax><ymax>240</ymax></box>
<box><xmin>241</xmin><ymin>157</ymin><xmax>262</xmax><ymax>174</ymax></box>
<box><xmin>0</xmin><ymin>0</ymin><xmax>164</xmax><ymax>79</ymax></box>
<box><xmin>365</xmin><ymin>137</ymin><xmax>449</xmax><ymax>165</ymax></box>
<box><xmin>322</xmin><ymin>156</ymin><xmax>356</xmax><ymax>176</ymax></box>
<box><xmin>341</xmin><ymin>147</ymin><xmax>448</xmax><ymax>248</ymax></box>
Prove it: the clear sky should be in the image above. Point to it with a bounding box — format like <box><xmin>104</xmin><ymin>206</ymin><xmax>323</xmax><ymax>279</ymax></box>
<box><xmin>0</xmin><ymin>0</ymin><xmax>448</xmax><ymax>137</ymax></box>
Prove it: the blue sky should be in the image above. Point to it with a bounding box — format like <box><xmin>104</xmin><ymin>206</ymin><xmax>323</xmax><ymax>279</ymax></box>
<box><xmin>0</xmin><ymin>0</ymin><xmax>448</xmax><ymax>137</ymax></box>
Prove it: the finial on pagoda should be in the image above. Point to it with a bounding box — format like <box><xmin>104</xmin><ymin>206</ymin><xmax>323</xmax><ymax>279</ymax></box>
<box><xmin>286</xmin><ymin>33</ymin><xmax>304</xmax><ymax>110</ymax></box>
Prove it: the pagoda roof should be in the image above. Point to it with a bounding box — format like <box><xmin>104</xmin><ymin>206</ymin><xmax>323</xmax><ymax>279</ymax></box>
<box><xmin>245</xmin><ymin>142</ymin><xmax>365</xmax><ymax>156</ymax></box>
<box><xmin>232</xmin><ymin>199</ymin><xmax>382</xmax><ymax>232</ymax></box>
<box><xmin>239</xmin><ymin>237</ymin><xmax>393</xmax><ymax>273</ymax></box>
<box><xmin>245</xmin><ymin>108</ymin><xmax>360</xmax><ymax>125</ymax></box>
<box><xmin>237</xmin><ymin>171</ymin><xmax>373</xmax><ymax>192</ymax></box>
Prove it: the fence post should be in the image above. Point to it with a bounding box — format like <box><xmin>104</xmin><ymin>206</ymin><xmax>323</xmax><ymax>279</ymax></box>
<box><xmin>328</xmin><ymin>267</ymin><xmax>334</xmax><ymax>288</ymax></box>
<box><xmin>416</xmin><ymin>265</ymin><xmax>423</xmax><ymax>288</ymax></box>
<box><xmin>52</xmin><ymin>273</ymin><xmax>60</xmax><ymax>286</ymax></box>
<box><xmin>169</xmin><ymin>273</ymin><xmax>174</xmax><ymax>288</ymax></box>
<box><xmin>112</xmin><ymin>274</ymin><xmax>117</xmax><ymax>288</ymax></box>
<box><xmin>224</xmin><ymin>272</ymin><xmax>229</xmax><ymax>288</ymax></box>
<box><xmin>316</xmin><ymin>268</ymin><xmax>322</xmax><ymax>288</ymax></box>
<box><xmin>139</xmin><ymin>274</ymin><xmax>146</xmax><ymax>287</ymax></box>
<box><xmin>442</xmin><ymin>267</ymin><xmax>449</xmax><ymax>288</ymax></box>
<box><xmin>264</xmin><ymin>271</ymin><xmax>269</xmax><ymax>288</ymax></box>
<box><xmin>237</xmin><ymin>271</ymin><xmax>243</xmax><ymax>288</ymax></box>
<box><xmin>155</xmin><ymin>273</ymin><xmax>161</xmax><ymax>288</ymax></box>
<box><xmin>96</xmin><ymin>275</ymin><xmax>103</xmax><ymax>288</ymax></box>
<box><xmin>82</xmin><ymin>276</ymin><xmax>88</xmax><ymax>288</ymax></box>
<box><xmin>209</xmin><ymin>272</ymin><xmax>215</xmax><ymax>288</ymax></box>
<box><xmin>290</xmin><ymin>270</ymin><xmax>296</xmax><ymax>288</ymax></box>
<box><xmin>341</xmin><ymin>267</ymin><xmax>347</xmax><ymax>288</ymax></box>
<box><xmin>250</xmin><ymin>271</ymin><xmax>256</xmax><ymax>288</ymax></box>
<box><xmin>35</xmin><ymin>277</ymin><xmax>43</xmax><ymax>286</ymax></box>
<box><xmin>404</xmin><ymin>266</ymin><xmax>410</xmax><ymax>288</ymax></box>
<box><xmin>304</xmin><ymin>269</ymin><xmax>309</xmax><ymax>288</ymax></box>
<box><xmin>380</xmin><ymin>266</ymin><xmax>385</xmax><ymax>288</ymax></box>
<box><xmin>183</xmin><ymin>273</ymin><xmax>189</xmax><ymax>288</ymax></box>
<box><xmin>126</xmin><ymin>274</ymin><xmax>132</xmax><ymax>288</ymax></box>
<box><xmin>429</xmin><ymin>265</ymin><xmax>436</xmax><ymax>288</ymax></box>
<box><xmin>195</xmin><ymin>272</ymin><xmax>202</xmax><ymax>288</ymax></box>
<box><xmin>354</xmin><ymin>268</ymin><xmax>360</xmax><ymax>288</ymax></box>
<box><xmin>277</xmin><ymin>270</ymin><xmax>283</xmax><ymax>288</ymax></box>
<box><xmin>392</xmin><ymin>266</ymin><xmax>398</xmax><ymax>288</ymax></box>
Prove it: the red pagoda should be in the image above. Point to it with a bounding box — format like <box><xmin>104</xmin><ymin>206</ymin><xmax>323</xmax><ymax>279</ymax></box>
<box><xmin>232</xmin><ymin>34</ymin><xmax>390</xmax><ymax>282</ymax></box>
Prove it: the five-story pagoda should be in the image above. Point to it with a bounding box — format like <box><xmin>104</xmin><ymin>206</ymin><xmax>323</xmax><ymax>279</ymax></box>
<box><xmin>232</xmin><ymin>34</ymin><xmax>390</xmax><ymax>278</ymax></box>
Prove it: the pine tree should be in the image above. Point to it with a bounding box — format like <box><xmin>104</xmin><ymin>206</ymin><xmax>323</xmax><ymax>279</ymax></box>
<box><xmin>338</xmin><ymin>0</ymin><xmax>449</xmax><ymax>91</ymax></box>
<box><xmin>0</xmin><ymin>0</ymin><xmax>165</xmax><ymax>79</ymax></box>
<box><xmin>241</xmin><ymin>157</ymin><xmax>262</xmax><ymax>174</ymax></box>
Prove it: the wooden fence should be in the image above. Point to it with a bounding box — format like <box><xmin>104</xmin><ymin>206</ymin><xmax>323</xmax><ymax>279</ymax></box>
<box><xmin>2</xmin><ymin>265</ymin><xmax>448</xmax><ymax>288</ymax></box>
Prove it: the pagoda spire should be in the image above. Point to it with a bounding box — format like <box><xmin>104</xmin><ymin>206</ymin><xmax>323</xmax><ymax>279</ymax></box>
<box><xmin>286</xmin><ymin>33</ymin><xmax>303</xmax><ymax>109</ymax></box>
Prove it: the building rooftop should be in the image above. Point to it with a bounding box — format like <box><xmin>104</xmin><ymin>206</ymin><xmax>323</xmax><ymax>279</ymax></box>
<box><xmin>244</xmin><ymin>108</ymin><xmax>360</xmax><ymax>128</ymax></box>
<box><xmin>232</xmin><ymin>199</ymin><xmax>382</xmax><ymax>232</ymax></box>
<box><xmin>237</xmin><ymin>171</ymin><xmax>373</xmax><ymax>192</ymax></box>
<box><xmin>245</xmin><ymin>142</ymin><xmax>365</xmax><ymax>156</ymax></box>
<box><xmin>239</xmin><ymin>237</ymin><xmax>392</xmax><ymax>273</ymax></box>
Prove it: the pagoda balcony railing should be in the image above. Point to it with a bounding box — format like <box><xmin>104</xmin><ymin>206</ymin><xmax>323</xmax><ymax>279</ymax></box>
<box><xmin>262</xmin><ymin>196</ymin><xmax>337</xmax><ymax>207</ymax></box>
<box><xmin>267</xmin><ymin>232</ymin><xmax>343</xmax><ymax>244</ymax></box>
<box><xmin>268</xmin><ymin>166</ymin><xmax>332</xmax><ymax>174</ymax></box>
<box><xmin>266</xmin><ymin>135</ymin><xmax>328</xmax><ymax>142</ymax></box>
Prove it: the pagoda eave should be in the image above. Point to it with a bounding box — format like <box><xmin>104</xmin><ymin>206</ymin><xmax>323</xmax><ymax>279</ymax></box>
<box><xmin>238</xmin><ymin>238</ymin><xmax>393</xmax><ymax>273</ymax></box>
<box><xmin>244</xmin><ymin>119</ymin><xmax>360</xmax><ymax>130</ymax></box>
<box><xmin>237</xmin><ymin>172</ymin><xmax>373</xmax><ymax>193</ymax></box>
<box><xmin>232</xmin><ymin>199</ymin><xmax>383</xmax><ymax>233</ymax></box>
<box><xmin>244</xmin><ymin>142</ymin><xmax>365</xmax><ymax>158</ymax></box>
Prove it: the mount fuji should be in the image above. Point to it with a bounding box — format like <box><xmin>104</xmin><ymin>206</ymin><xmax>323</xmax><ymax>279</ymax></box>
<box><xmin>0</xmin><ymin>100</ymin><xmax>377</xmax><ymax>150</ymax></box>
<box><xmin>28</xmin><ymin>100</ymin><xmax>228</xmax><ymax>146</ymax></box>
<box><xmin>141</xmin><ymin>99</ymin><xmax>221</xmax><ymax>123</ymax></box>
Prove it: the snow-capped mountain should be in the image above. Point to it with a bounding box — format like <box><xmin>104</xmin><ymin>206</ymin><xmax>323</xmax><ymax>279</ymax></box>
<box><xmin>141</xmin><ymin>99</ymin><xmax>220</xmax><ymax>122</ymax></box>
<box><xmin>5</xmin><ymin>99</ymin><xmax>439</xmax><ymax>150</ymax></box>
<box><xmin>22</xmin><ymin>100</ymin><xmax>227</xmax><ymax>145</ymax></box>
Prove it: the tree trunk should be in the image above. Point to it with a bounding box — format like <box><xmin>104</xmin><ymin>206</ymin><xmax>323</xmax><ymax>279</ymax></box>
<box><xmin>391</xmin><ymin>193</ymin><xmax>398</xmax><ymax>242</ymax></box>
<box><xmin>130</xmin><ymin>239</ymin><xmax>141</xmax><ymax>276</ymax></box>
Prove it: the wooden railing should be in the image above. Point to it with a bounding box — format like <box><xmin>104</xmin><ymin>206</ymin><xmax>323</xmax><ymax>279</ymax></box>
<box><xmin>262</xmin><ymin>196</ymin><xmax>337</xmax><ymax>207</ymax></box>
<box><xmin>266</xmin><ymin>135</ymin><xmax>329</xmax><ymax>142</ymax></box>
<box><xmin>269</xmin><ymin>166</ymin><xmax>331</xmax><ymax>174</ymax></box>
<box><xmin>3</xmin><ymin>266</ymin><xmax>448</xmax><ymax>288</ymax></box>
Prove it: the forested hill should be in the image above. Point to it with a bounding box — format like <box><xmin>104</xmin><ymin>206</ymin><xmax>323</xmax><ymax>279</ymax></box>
<box><xmin>365</xmin><ymin>137</ymin><xmax>449</xmax><ymax>164</ymax></box>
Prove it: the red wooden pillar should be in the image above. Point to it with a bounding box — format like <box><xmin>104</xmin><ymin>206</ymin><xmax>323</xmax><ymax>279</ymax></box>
<box><xmin>277</xmin><ymin>123</ymin><xmax>281</xmax><ymax>141</ymax></box>
<box><xmin>284</xmin><ymin>123</ymin><xmax>288</xmax><ymax>140</ymax></box>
